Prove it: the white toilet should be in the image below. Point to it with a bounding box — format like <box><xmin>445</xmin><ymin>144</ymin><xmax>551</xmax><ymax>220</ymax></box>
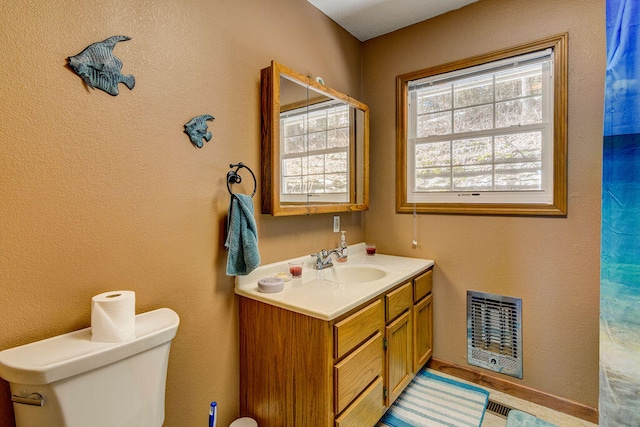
<box><xmin>0</xmin><ymin>308</ymin><xmax>179</xmax><ymax>427</ymax></box>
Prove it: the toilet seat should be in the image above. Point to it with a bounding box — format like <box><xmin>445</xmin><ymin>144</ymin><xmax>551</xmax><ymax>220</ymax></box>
<box><xmin>229</xmin><ymin>417</ymin><xmax>258</xmax><ymax>427</ymax></box>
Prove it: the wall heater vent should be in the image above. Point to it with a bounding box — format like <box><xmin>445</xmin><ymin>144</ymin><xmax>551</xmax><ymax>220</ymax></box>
<box><xmin>467</xmin><ymin>291</ymin><xmax>522</xmax><ymax>378</ymax></box>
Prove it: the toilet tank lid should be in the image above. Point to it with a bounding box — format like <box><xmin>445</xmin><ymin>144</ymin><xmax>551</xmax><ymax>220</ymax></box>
<box><xmin>0</xmin><ymin>308</ymin><xmax>180</xmax><ymax>386</ymax></box>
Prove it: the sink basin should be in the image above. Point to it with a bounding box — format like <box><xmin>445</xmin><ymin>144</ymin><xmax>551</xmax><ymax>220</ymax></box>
<box><xmin>318</xmin><ymin>265</ymin><xmax>387</xmax><ymax>284</ymax></box>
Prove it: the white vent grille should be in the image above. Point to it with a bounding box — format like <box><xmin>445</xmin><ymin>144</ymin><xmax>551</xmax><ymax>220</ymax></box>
<box><xmin>467</xmin><ymin>291</ymin><xmax>522</xmax><ymax>378</ymax></box>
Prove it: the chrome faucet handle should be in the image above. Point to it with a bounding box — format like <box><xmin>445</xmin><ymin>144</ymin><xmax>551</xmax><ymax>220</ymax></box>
<box><xmin>311</xmin><ymin>251</ymin><xmax>323</xmax><ymax>269</ymax></box>
<box><xmin>311</xmin><ymin>249</ymin><xmax>334</xmax><ymax>269</ymax></box>
<box><xmin>310</xmin><ymin>249</ymin><xmax>329</xmax><ymax>259</ymax></box>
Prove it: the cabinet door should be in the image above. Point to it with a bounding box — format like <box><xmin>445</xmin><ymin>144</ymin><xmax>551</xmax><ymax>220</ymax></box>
<box><xmin>385</xmin><ymin>310</ymin><xmax>412</xmax><ymax>406</ymax></box>
<box><xmin>413</xmin><ymin>293</ymin><xmax>433</xmax><ymax>372</ymax></box>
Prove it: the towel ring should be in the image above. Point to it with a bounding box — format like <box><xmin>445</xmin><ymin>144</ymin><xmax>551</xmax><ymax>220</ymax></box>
<box><xmin>227</xmin><ymin>162</ymin><xmax>257</xmax><ymax>198</ymax></box>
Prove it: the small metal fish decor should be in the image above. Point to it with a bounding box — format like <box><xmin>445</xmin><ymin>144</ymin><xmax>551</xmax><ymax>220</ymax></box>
<box><xmin>184</xmin><ymin>115</ymin><xmax>215</xmax><ymax>148</ymax></box>
<box><xmin>67</xmin><ymin>35</ymin><xmax>135</xmax><ymax>96</ymax></box>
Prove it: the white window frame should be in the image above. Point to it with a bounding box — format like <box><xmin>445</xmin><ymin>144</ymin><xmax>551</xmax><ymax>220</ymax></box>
<box><xmin>396</xmin><ymin>34</ymin><xmax>568</xmax><ymax>216</ymax></box>
<box><xmin>279</xmin><ymin>101</ymin><xmax>351</xmax><ymax>203</ymax></box>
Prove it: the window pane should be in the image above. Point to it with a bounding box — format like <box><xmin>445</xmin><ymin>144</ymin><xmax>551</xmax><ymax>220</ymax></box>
<box><xmin>279</xmin><ymin>102</ymin><xmax>351</xmax><ymax>202</ymax></box>
<box><xmin>328</xmin><ymin>128</ymin><xmax>349</xmax><ymax>148</ymax></box>
<box><xmin>415</xmin><ymin>167</ymin><xmax>451</xmax><ymax>191</ymax></box>
<box><xmin>495</xmin><ymin>66</ymin><xmax>542</xmax><ymax>101</ymax></box>
<box><xmin>304</xmin><ymin>175</ymin><xmax>325</xmax><ymax>193</ymax></box>
<box><xmin>454</xmin><ymin>75</ymin><xmax>493</xmax><ymax>108</ymax></box>
<box><xmin>454</xmin><ymin>105</ymin><xmax>493</xmax><ymax>133</ymax></box>
<box><xmin>494</xmin><ymin>132</ymin><xmax>542</xmax><ymax>162</ymax></box>
<box><xmin>307</xmin><ymin>113</ymin><xmax>327</xmax><ymax>133</ymax></box>
<box><xmin>417</xmin><ymin>86</ymin><xmax>452</xmax><ymax>114</ymax></box>
<box><xmin>307</xmin><ymin>154</ymin><xmax>324</xmax><ymax>175</ymax></box>
<box><xmin>326</xmin><ymin>152</ymin><xmax>347</xmax><ymax>173</ymax></box>
<box><xmin>284</xmin><ymin>136</ymin><xmax>305</xmax><ymax>154</ymax></box>
<box><xmin>326</xmin><ymin>173</ymin><xmax>347</xmax><ymax>192</ymax></box>
<box><xmin>417</xmin><ymin>111</ymin><xmax>451</xmax><ymax>137</ymax></box>
<box><xmin>283</xmin><ymin>176</ymin><xmax>302</xmax><ymax>194</ymax></box>
<box><xmin>284</xmin><ymin>119</ymin><xmax>305</xmax><ymax>137</ymax></box>
<box><xmin>453</xmin><ymin>165</ymin><xmax>493</xmax><ymax>190</ymax></box>
<box><xmin>494</xmin><ymin>162</ymin><xmax>541</xmax><ymax>190</ymax></box>
<box><xmin>328</xmin><ymin>109</ymin><xmax>349</xmax><ymax>128</ymax></box>
<box><xmin>308</xmin><ymin>131</ymin><xmax>326</xmax><ymax>151</ymax></box>
<box><xmin>415</xmin><ymin>141</ymin><xmax>451</xmax><ymax>167</ymax></box>
<box><xmin>496</xmin><ymin>96</ymin><xmax>542</xmax><ymax>128</ymax></box>
<box><xmin>282</xmin><ymin>157</ymin><xmax>302</xmax><ymax>175</ymax></box>
<box><xmin>453</xmin><ymin>137</ymin><xmax>493</xmax><ymax>166</ymax></box>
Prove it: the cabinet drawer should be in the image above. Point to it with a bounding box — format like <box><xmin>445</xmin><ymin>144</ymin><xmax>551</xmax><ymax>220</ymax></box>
<box><xmin>386</xmin><ymin>281</ymin><xmax>412</xmax><ymax>323</ymax></box>
<box><xmin>335</xmin><ymin>376</ymin><xmax>385</xmax><ymax>427</ymax></box>
<box><xmin>414</xmin><ymin>269</ymin><xmax>433</xmax><ymax>303</ymax></box>
<box><xmin>334</xmin><ymin>299</ymin><xmax>383</xmax><ymax>359</ymax></box>
<box><xmin>334</xmin><ymin>332</ymin><xmax>383</xmax><ymax>414</ymax></box>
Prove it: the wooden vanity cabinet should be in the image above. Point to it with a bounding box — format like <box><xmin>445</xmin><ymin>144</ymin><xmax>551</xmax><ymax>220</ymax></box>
<box><xmin>238</xmin><ymin>266</ymin><xmax>433</xmax><ymax>427</ymax></box>
<box><xmin>239</xmin><ymin>297</ymin><xmax>335</xmax><ymax>427</ymax></box>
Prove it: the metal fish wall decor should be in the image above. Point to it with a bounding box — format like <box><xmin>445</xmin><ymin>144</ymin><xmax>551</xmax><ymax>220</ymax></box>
<box><xmin>184</xmin><ymin>115</ymin><xmax>215</xmax><ymax>148</ymax></box>
<box><xmin>67</xmin><ymin>35</ymin><xmax>135</xmax><ymax>96</ymax></box>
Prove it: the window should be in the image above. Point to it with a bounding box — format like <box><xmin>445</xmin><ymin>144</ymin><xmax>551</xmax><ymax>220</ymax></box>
<box><xmin>396</xmin><ymin>34</ymin><xmax>567</xmax><ymax>215</ymax></box>
<box><xmin>280</xmin><ymin>100</ymin><xmax>351</xmax><ymax>203</ymax></box>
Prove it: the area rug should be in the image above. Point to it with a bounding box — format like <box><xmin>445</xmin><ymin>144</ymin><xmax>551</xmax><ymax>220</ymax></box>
<box><xmin>379</xmin><ymin>369</ymin><xmax>490</xmax><ymax>427</ymax></box>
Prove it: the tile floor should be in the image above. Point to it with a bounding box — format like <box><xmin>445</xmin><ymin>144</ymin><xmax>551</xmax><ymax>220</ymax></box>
<box><xmin>432</xmin><ymin>370</ymin><xmax>598</xmax><ymax>427</ymax></box>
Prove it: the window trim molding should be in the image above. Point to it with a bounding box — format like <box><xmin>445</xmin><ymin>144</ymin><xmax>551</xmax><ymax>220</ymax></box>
<box><xmin>396</xmin><ymin>33</ymin><xmax>568</xmax><ymax>216</ymax></box>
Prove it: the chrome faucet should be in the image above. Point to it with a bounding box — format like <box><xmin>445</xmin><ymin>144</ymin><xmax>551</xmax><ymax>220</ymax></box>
<box><xmin>311</xmin><ymin>248</ymin><xmax>345</xmax><ymax>270</ymax></box>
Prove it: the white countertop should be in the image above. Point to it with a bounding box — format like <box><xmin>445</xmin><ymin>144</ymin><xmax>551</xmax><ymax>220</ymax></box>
<box><xmin>235</xmin><ymin>243</ymin><xmax>434</xmax><ymax>321</ymax></box>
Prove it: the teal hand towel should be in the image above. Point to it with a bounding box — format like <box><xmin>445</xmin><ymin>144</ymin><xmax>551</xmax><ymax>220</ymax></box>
<box><xmin>225</xmin><ymin>194</ymin><xmax>260</xmax><ymax>276</ymax></box>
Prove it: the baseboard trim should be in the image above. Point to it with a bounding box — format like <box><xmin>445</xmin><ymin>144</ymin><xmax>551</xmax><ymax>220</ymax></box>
<box><xmin>427</xmin><ymin>358</ymin><xmax>598</xmax><ymax>424</ymax></box>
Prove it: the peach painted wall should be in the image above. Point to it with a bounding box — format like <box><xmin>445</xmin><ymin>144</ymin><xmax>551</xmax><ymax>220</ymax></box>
<box><xmin>0</xmin><ymin>1</ymin><xmax>363</xmax><ymax>426</ymax></box>
<box><xmin>1</xmin><ymin>0</ymin><xmax>605</xmax><ymax>424</ymax></box>
<box><xmin>362</xmin><ymin>0</ymin><xmax>604</xmax><ymax>409</ymax></box>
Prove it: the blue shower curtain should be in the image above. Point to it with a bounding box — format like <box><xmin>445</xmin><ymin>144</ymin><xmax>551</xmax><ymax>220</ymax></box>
<box><xmin>601</xmin><ymin>0</ymin><xmax>640</xmax><ymax>425</ymax></box>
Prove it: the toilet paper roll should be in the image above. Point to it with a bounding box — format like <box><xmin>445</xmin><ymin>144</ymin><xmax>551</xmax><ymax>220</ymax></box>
<box><xmin>91</xmin><ymin>291</ymin><xmax>136</xmax><ymax>342</ymax></box>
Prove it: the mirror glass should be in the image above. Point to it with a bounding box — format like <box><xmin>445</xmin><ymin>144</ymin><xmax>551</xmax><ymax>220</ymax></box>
<box><xmin>261</xmin><ymin>61</ymin><xmax>369</xmax><ymax>216</ymax></box>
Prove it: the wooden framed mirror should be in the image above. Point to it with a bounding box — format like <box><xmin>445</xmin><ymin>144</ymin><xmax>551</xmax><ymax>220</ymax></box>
<box><xmin>261</xmin><ymin>61</ymin><xmax>369</xmax><ymax>216</ymax></box>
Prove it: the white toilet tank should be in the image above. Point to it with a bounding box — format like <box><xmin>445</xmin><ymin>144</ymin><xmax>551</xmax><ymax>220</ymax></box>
<box><xmin>0</xmin><ymin>308</ymin><xmax>179</xmax><ymax>427</ymax></box>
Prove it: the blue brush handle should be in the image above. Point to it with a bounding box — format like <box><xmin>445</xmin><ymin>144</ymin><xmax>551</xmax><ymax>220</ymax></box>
<box><xmin>209</xmin><ymin>402</ymin><xmax>217</xmax><ymax>427</ymax></box>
